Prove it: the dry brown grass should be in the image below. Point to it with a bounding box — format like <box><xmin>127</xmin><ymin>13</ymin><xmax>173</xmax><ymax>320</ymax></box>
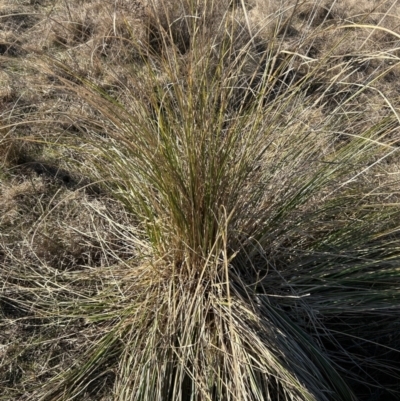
<box><xmin>1</xmin><ymin>1</ymin><xmax>400</xmax><ymax>400</ymax></box>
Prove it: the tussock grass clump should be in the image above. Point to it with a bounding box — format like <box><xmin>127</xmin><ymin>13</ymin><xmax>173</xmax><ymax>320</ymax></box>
<box><xmin>1</xmin><ymin>0</ymin><xmax>400</xmax><ymax>400</ymax></box>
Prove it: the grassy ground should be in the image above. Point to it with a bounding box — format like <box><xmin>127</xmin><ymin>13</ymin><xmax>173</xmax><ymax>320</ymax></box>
<box><xmin>1</xmin><ymin>0</ymin><xmax>400</xmax><ymax>400</ymax></box>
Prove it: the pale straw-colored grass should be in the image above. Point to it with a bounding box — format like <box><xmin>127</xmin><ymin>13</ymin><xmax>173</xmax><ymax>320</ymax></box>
<box><xmin>1</xmin><ymin>1</ymin><xmax>400</xmax><ymax>400</ymax></box>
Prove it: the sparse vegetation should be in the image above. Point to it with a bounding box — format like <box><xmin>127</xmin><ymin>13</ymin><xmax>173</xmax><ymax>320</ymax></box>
<box><xmin>1</xmin><ymin>1</ymin><xmax>400</xmax><ymax>400</ymax></box>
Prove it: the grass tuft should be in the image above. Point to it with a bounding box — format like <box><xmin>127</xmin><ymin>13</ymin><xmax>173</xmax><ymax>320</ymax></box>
<box><xmin>1</xmin><ymin>1</ymin><xmax>400</xmax><ymax>400</ymax></box>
